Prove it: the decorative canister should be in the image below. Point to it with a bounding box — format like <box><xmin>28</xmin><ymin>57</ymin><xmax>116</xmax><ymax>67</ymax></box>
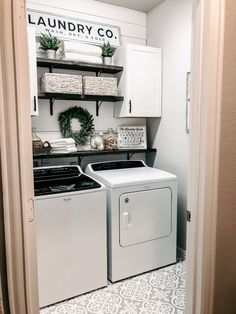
<box><xmin>103</xmin><ymin>128</ymin><xmax>118</xmax><ymax>150</ymax></box>
<box><xmin>32</xmin><ymin>127</ymin><xmax>43</xmax><ymax>149</ymax></box>
<box><xmin>90</xmin><ymin>132</ymin><xmax>104</xmax><ymax>151</ymax></box>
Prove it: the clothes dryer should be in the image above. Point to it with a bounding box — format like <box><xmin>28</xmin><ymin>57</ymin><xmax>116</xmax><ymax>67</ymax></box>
<box><xmin>86</xmin><ymin>160</ymin><xmax>177</xmax><ymax>282</ymax></box>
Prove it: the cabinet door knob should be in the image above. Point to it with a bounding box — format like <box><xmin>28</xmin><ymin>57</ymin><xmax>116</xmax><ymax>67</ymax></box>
<box><xmin>129</xmin><ymin>100</ymin><xmax>132</xmax><ymax>113</ymax></box>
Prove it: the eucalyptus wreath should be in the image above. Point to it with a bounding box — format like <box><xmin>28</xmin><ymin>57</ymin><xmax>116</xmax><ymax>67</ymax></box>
<box><xmin>58</xmin><ymin>106</ymin><xmax>95</xmax><ymax>145</ymax></box>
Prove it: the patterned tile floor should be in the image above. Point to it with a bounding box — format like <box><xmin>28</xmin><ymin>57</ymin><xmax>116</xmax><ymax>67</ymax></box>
<box><xmin>41</xmin><ymin>261</ymin><xmax>186</xmax><ymax>314</ymax></box>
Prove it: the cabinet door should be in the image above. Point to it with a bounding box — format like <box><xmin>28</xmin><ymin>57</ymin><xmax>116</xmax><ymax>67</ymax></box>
<box><xmin>27</xmin><ymin>27</ymin><xmax>38</xmax><ymax>116</ymax></box>
<box><xmin>127</xmin><ymin>44</ymin><xmax>162</xmax><ymax>117</ymax></box>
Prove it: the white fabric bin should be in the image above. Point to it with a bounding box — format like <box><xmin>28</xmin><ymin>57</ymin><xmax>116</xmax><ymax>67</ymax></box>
<box><xmin>83</xmin><ymin>76</ymin><xmax>118</xmax><ymax>96</ymax></box>
<box><xmin>41</xmin><ymin>73</ymin><xmax>82</xmax><ymax>94</ymax></box>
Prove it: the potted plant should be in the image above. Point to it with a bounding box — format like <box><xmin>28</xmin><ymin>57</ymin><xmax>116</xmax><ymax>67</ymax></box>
<box><xmin>101</xmin><ymin>42</ymin><xmax>116</xmax><ymax>65</ymax></box>
<box><xmin>39</xmin><ymin>32</ymin><xmax>60</xmax><ymax>59</ymax></box>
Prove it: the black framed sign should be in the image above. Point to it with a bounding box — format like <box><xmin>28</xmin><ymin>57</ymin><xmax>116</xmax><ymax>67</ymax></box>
<box><xmin>27</xmin><ymin>9</ymin><xmax>121</xmax><ymax>47</ymax></box>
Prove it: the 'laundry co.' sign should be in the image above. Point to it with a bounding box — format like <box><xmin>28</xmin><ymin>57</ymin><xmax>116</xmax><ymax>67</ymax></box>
<box><xmin>27</xmin><ymin>10</ymin><xmax>121</xmax><ymax>47</ymax></box>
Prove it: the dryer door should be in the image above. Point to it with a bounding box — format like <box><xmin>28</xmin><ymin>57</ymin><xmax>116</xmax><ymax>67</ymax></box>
<box><xmin>120</xmin><ymin>188</ymin><xmax>172</xmax><ymax>247</ymax></box>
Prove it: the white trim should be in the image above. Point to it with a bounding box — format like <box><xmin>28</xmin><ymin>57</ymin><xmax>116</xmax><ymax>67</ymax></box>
<box><xmin>0</xmin><ymin>0</ymin><xmax>39</xmax><ymax>313</ymax></box>
<box><xmin>186</xmin><ymin>0</ymin><xmax>225</xmax><ymax>313</ymax></box>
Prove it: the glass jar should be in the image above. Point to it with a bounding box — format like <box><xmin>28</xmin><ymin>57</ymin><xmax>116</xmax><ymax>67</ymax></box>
<box><xmin>77</xmin><ymin>138</ymin><xmax>91</xmax><ymax>151</ymax></box>
<box><xmin>103</xmin><ymin>128</ymin><xmax>118</xmax><ymax>150</ymax></box>
<box><xmin>32</xmin><ymin>127</ymin><xmax>43</xmax><ymax>149</ymax></box>
<box><xmin>90</xmin><ymin>132</ymin><xmax>104</xmax><ymax>150</ymax></box>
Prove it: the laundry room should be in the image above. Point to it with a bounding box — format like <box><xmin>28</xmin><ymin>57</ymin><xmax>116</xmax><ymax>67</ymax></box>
<box><xmin>2</xmin><ymin>0</ymin><xmax>192</xmax><ymax>313</ymax></box>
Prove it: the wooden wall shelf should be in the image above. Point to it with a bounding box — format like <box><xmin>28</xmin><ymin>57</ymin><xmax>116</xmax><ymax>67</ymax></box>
<box><xmin>37</xmin><ymin>58</ymin><xmax>124</xmax><ymax>115</ymax></box>
<box><xmin>37</xmin><ymin>58</ymin><xmax>123</xmax><ymax>75</ymax></box>
<box><xmin>33</xmin><ymin>148</ymin><xmax>156</xmax><ymax>166</ymax></box>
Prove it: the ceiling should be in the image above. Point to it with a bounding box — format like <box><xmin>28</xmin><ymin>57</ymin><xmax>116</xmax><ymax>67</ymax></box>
<box><xmin>95</xmin><ymin>0</ymin><xmax>164</xmax><ymax>13</ymax></box>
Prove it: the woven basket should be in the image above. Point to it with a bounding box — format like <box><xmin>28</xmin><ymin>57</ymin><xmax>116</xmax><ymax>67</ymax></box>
<box><xmin>41</xmin><ymin>73</ymin><xmax>82</xmax><ymax>94</ymax></box>
<box><xmin>83</xmin><ymin>76</ymin><xmax>117</xmax><ymax>96</ymax></box>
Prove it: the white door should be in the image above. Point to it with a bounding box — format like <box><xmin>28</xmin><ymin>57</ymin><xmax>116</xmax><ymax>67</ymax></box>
<box><xmin>127</xmin><ymin>44</ymin><xmax>162</xmax><ymax>117</ymax></box>
<box><xmin>120</xmin><ymin>188</ymin><xmax>172</xmax><ymax>247</ymax></box>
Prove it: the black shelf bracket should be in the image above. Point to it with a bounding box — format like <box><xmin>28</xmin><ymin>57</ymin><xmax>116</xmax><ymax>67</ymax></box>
<box><xmin>49</xmin><ymin>97</ymin><xmax>56</xmax><ymax>115</ymax></box>
<box><xmin>49</xmin><ymin>65</ymin><xmax>54</xmax><ymax>73</ymax></box>
<box><xmin>127</xmin><ymin>152</ymin><xmax>135</xmax><ymax>160</ymax></box>
<box><xmin>96</xmin><ymin>70</ymin><xmax>103</xmax><ymax>77</ymax></box>
<box><xmin>96</xmin><ymin>100</ymin><xmax>103</xmax><ymax>116</ymax></box>
<box><xmin>78</xmin><ymin>155</ymin><xmax>85</xmax><ymax>165</ymax></box>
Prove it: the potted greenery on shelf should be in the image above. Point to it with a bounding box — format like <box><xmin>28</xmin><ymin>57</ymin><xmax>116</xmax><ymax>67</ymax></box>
<box><xmin>101</xmin><ymin>42</ymin><xmax>116</xmax><ymax>65</ymax></box>
<box><xmin>39</xmin><ymin>32</ymin><xmax>60</xmax><ymax>59</ymax></box>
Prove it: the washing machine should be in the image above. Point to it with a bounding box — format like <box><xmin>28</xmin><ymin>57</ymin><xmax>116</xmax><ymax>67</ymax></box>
<box><xmin>34</xmin><ymin>165</ymin><xmax>107</xmax><ymax>307</ymax></box>
<box><xmin>86</xmin><ymin>160</ymin><xmax>177</xmax><ymax>282</ymax></box>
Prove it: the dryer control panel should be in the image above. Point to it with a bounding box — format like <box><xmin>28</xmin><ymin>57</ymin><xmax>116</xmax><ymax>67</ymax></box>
<box><xmin>91</xmin><ymin>160</ymin><xmax>146</xmax><ymax>171</ymax></box>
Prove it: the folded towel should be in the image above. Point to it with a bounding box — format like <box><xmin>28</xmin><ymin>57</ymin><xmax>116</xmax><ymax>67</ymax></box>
<box><xmin>50</xmin><ymin>144</ymin><xmax>76</xmax><ymax>150</ymax></box>
<box><xmin>51</xmin><ymin>147</ymin><xmax>78</xmax><ymax>154</ymax></box>
<box><xmin>61</xmin><ymin>41</ymin><xmax>102</xmax><ymax>57</ymax></box>
<box><xmin>50</xmin><ymin>138</ymin><xmax>75</xmax><ymax>145</ymax></box>
<box><xmin>62</xmin><ymin>53</ymin><xmax>102</xmax><ymax>64</ymax></box>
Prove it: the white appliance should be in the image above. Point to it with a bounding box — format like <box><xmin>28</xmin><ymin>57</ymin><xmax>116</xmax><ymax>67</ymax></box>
<box><xmin>34</xmin><ymin>166</ymin><xmax>107</xmax><ymax>307</ymax></box>
<box><xmin>86</xmin><ymin>160</ymin><xmax>177</xmax><ymax>282</ymax></box>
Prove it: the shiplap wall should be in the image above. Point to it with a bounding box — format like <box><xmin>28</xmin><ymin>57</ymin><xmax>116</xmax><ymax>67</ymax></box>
<box><xmin>28</xmin><ymin>0</ymin><xmax>147</xmax><ymax>144</ymax></box>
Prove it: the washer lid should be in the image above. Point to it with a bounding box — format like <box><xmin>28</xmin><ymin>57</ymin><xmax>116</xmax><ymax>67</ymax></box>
<box><xmin>34</xmin><ymin>165</ymin><xmax>103</xmax><ymax>196</ymax></box>
<box><xmin>86</xmin><ymin>162</ymin><xmax>177</xmax><ymax>188</ymax></box>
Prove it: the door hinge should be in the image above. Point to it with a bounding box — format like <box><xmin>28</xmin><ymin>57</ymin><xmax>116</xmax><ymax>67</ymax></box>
<box><xmin>27</xmin><ymin>198</ymin><xmax>35</xmax><ymax>222</ymax></box>
<box><xmin>187</xmin><ymin>210</ymin><xmax>191</xmax><ymax>222</ymax></box>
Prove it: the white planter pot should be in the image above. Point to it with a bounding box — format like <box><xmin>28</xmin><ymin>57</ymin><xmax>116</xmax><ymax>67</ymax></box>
<box><xmin>46</xmin><ymin>50</ymin><xmax>56</xmax><ymax>59</ymax></box>
<box><xmin>103</xmin><ymin>57</ymin><xmax>112</xmax><ymax>65</ymax></box>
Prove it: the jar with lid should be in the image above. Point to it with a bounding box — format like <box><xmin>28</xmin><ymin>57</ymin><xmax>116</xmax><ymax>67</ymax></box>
<box><xmin>90</xmin><ymin>131</ymin><xmax>104</xmax><ymax>150</ymax></box>
<box><xmin>103</xmin><ymin>128</ymin><xmax>118</xmax><ymax>150</ymax></box>
<box><xmin>32</xmin><ymin>127</ymin><xmax>43</xmax><ymax>149</ymax></box>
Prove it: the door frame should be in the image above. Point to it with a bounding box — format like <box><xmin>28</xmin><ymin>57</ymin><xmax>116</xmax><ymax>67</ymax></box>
<box><xmin>0</xmin><ymin>0</ymin><xmax>39</xmax><ymax>313</ymax></box>
<box><xmin>0</xmin><ymin>0</ymin><xmax>225</xmax><ymax>313</ymax></box>
<box><xmin>186</xmin><ymin>0</ymin><xmax>225</xmax><ymax>313</ymax></box>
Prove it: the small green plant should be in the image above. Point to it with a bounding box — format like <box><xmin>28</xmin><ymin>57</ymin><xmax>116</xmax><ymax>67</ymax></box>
<box><xmin>101</xmin><ymin>42</ymin><xmax>116</xmax><ymax>57</ymax></box>
<box><xmin>39</xmin><ymin>32</ymin><xmax>60</xmax><ymax>51</ymax></box>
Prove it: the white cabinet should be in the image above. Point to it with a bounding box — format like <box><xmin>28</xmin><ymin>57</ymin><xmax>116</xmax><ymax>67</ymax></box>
<box><xmin>27</xmin><ymin>27</ymin><xmax>38</xmax><ymax>116</ymax></box>
<box><xmin>115</xmin><ymin>44</ymin><xmax>162</xmax><ymax>117</ymax></box>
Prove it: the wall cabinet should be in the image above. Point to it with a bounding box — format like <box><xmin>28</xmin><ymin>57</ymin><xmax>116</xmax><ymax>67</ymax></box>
<box><xmin>115</xmin><ymin>44</ymin><xmax>162</xmax><ymax>118</ymax></box>
<box><xmin>27</xmin><ymin>27</ymin><xmax>38</xmax><ymax>116</ymax></box>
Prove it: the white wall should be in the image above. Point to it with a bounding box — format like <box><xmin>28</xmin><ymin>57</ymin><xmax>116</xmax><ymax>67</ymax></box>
<box><xmin>28</xmin><ymin>0</ymin><xmax>147</xmax><ymax>149</ymax></box>
<box><xmin>147</xmin><ymin>0</ymin><xmax>192</xmax><ymax>250</ymax></box>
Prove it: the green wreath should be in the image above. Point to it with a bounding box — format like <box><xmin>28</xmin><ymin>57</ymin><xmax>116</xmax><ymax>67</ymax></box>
<box><xmin>58</xmin><ymin>106</ymin><xmax>95</xmax><ymax>145</ymax></box>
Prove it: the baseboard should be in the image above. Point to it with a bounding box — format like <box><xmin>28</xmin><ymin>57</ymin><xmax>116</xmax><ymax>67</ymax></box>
<box><xmin>177</xmin><ymin>246</ymin><xmax>186</xmax><ymax>261</ymax></box>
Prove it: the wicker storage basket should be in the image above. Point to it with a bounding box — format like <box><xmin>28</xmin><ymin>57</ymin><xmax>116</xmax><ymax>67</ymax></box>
<box><xmin>41</xmin><ymin>73</ymin><xmax>82</xmax><ymax>94</ymax></box>
<box><xmin>83</xmin><ymin>76</ymin><xmax>117</xmax><ymax>96</ymax></box>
